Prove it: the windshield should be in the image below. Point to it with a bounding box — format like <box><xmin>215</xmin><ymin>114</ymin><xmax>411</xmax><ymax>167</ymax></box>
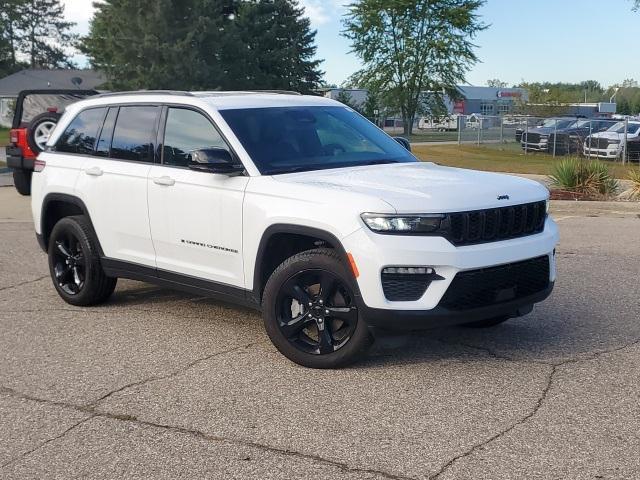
<box><xmin>219</xmin><ymin>106</ymin><xmax>416</xmax><ymax>175</ymax></box>
<box><xmin>607</xmin><ymin>122</ymin><xmax>640</xmax><ymax>134</ymax></box>
<box><xmin>540</xmin><ymin>118</ymin><xmax>575</xmax><ymax>129</ymax></box>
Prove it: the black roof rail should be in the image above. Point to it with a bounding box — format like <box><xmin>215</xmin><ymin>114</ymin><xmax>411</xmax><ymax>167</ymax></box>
<box><xmin>94</xmin><ymin>90</ymin><xmax>194</xmax><ymax>98</ymax></box>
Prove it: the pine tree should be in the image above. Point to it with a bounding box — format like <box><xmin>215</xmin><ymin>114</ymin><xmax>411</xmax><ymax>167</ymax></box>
<box><xmin>0</xmin><ymin>0</ymin><xmax>29</xmax><ymax>74</ymax></box>
<box><xmin>82</xmin><ymin>0</ymin><xmax>323</xmax><ymax>92</ymax></box>
<box><xmin>16</xmin><ymin>0</ymin><xmax>77</xmax><ymax>68</ymax></box>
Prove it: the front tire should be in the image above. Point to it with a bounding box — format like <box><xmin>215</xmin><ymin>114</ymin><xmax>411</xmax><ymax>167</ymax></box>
<box><xmin>48</xmin><ymin>215</ymin><xmax>117</xmax><ymax>306</ymax></box>
<box><xmin>262</xmin><ymin>248</ymin><xmax>373</xmax><ymax>368</ymax></box>
<box><xmin>12</xmin><ymin>170</ymin><xmax>32</xmax><ymax>196</ymax></box>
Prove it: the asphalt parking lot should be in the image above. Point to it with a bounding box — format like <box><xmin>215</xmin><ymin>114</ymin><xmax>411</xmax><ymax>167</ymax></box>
<box><xmin>1</xmin><ymin>184</ymin><xmax>639</xmax><ymax>480</ymax></box>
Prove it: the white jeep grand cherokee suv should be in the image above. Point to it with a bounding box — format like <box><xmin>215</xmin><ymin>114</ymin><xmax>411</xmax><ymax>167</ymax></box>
<box><xmin>31</xmin><ymin>91</ymin><xmax>559</xmax><ymax>368</ymax></box>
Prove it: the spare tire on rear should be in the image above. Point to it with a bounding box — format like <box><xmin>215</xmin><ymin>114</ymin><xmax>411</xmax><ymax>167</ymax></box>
<box><xmin>27</xmin><ymin>112</ymin><xmax>61</xmax><ymax>154</ymax></box>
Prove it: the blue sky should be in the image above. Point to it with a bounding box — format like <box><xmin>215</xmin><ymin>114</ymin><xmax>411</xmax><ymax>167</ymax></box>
<box><xmin>64</xmin><ymin>0</ymin><xmax>638</xmax><ymax>88</ymax></box>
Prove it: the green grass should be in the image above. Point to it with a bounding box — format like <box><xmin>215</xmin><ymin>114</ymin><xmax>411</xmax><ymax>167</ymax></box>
<box><xmin>0</xmin><ymin>128</ymin><xmax>8</xmax><ymax>147</ymax></box>
<box><xmin>412</xmin><ymin>142</ymin><xmax>634</xmax><ymax>179</ymax></box>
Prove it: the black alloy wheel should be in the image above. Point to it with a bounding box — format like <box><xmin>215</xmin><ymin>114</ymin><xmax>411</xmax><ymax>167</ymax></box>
<box><xmin>48</xmin><ymin>216</ymin><xmax>117</xmax><ymax>306</ymax></box>
<box><xmin>275</xmin><ymin>269</ymin><xmax>358</xmax><ymax>355</ymax></box>
<box><xmin>51</xmin><ymin>231</ymin><xmax>86</xmax><ymax>295</ymax></box>
<box><xmin>262</xmin><ymin>248</ymin><xmax>373</xmax><ymax>368</ymax></box>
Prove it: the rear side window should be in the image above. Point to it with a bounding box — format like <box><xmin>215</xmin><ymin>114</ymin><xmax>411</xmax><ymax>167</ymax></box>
<box><xmin>162</xmin><ymin>108</ymin><xmax>228</xmax><ymax>167</ymax></box>
<box><xmin>110</xmin><ymin>106</ymin><xmax>160</xmax><ymax>162</ymax></box>
<box><xmin>56</xmin><ymin>108</ymin><xmax>106</xmax><ymax>154</ymax></box>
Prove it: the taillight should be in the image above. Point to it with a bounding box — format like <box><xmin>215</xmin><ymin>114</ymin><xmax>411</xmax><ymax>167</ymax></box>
<box><xmin>34</xmin><ymin>159</ymin><xmax>46</xmax><ymax>172</ymax></box>
<box><xmin>9</xmin><ymin>129</ymin><xmax>19</xmax><ymax>144</ymax></box>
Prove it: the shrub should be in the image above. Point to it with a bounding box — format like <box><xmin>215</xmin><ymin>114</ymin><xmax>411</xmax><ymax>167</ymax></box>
<box><xmin>549</xmin><ymin>158</ymin><xmax>618</xmax><ymax>197</ymax></box>
<box><xmin>619</xmin><ymin>169</ymin><xmax>640</xmax><ymax>200</ymax></box>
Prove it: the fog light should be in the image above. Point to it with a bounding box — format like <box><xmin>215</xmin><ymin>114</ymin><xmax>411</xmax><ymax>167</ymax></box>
<box><xmin>382</xmin><ymin>266</ymin><xmax>435</xmax><ymax>275</ymax></box>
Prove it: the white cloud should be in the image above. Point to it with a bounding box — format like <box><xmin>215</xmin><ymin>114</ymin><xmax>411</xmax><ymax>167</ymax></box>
<box><xmin>61</xmin><ymin>0</ymin><xmax>97</xmax><ymax>35</ymax></box>
<box><xmin>299</xmin><ymin>0</ymin><xmax>346</xmax><ymax>26</ymax></box>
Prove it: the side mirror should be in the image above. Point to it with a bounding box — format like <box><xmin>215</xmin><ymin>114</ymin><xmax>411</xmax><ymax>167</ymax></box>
<box><xmin>188</xmin><ymin>148</ymin><xmax>244</xmax><ymax>175</ymax></box>
<box><xmin>393</xmin><ymin>136</ymin><xmax>411</xmax><ymax>152</ymax></box>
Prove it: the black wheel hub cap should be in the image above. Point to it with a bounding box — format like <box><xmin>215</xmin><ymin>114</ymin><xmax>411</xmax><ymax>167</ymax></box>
<box><xmin>275</xmin><ymin>269</ymin><xmax>358</xmax><ymax>355</ymax></box>
<box><xmin>52</xmin><ymin>233</ymin><xmax>86</xmax><ymax>295</ymax></box>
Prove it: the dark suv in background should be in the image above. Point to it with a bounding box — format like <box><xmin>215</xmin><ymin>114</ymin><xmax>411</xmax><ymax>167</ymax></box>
<box><xmin>520</xmin><ymin>117</ymin><xmax>579</xmax><ymax>152</ymax></box>
<box><xmin>547</xmin><ymin>118</ymin><xmax>613</xmax><ymax>155</ymax></box>
<box><xmin>7</xmin><ymin>89</ymin><xmax>98</xmax><ymax>195</ymax></box>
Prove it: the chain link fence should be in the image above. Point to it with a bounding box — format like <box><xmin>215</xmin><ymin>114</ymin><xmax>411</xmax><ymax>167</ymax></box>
<box><xmin>411</xmin><ymin>115</ymin><xmax>640</xmax><ymax>163</ymax></box>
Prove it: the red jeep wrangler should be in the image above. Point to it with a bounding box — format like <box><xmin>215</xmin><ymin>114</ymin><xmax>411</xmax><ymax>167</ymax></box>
<box><xmin>7</xmin><ymin>89</ymin><xmax>99</xmax><ymax>195</ymax></box>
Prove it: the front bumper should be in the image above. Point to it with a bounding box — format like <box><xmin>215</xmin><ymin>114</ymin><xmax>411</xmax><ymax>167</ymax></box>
<box><xmin>583</xmin><ymin>146</ymin><xmax>621</xmax><ymax>159</ymax></box>
<box><xmin>342</xmin><ymin>217</ymin><xmax>559</xmax><ymax>327</ymax></box>
<box><xmin>361</xmin><ymin>283</ymin><xmax>553</xmax><ymax>330</ymax></box>
<box><xmin>521</xmin><ymin>141</ymin><xmax>548</xmax><ymax>151</ymax></box>
<box><xmin>6</xmin><ymin>146</ymin><xmax>34</xmax><ymax>171</ymax></box>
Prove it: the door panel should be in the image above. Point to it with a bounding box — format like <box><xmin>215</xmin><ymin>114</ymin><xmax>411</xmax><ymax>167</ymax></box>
<box><xmin>78</xmin><ymin>159</ymin><xmax>155</xmax><ymax>265</ymax></box>
<box><xmin>148</xmin><ymin>107</ymin><xmax>248</xmax><ymax>287</ymax></box>
<box><xmin>148</xmin><ymin>166</ymin><xmax>248</xmax><ymax>286</ymax></box>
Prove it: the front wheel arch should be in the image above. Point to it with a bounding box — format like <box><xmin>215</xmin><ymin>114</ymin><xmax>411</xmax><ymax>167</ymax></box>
<box><xmin>252</xmin><ymin>224</ymin><xmax>357</xmax><ymax>302</ymax></box>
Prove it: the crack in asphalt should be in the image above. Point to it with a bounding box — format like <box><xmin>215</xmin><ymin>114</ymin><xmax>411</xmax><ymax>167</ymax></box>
<box><xmin>428</xmin><ymin>337</ymin><xmax>640</xmax><ymax>479</ymax></box>
<box><xmin>0</xmin><ymin>275</ymin><xmax>48</xmax><ymax>293</ymax></box>
<box><xmin>84</xmin><ymin>342</ymin><xmax>259</xmax><ymax>409</ymax></box>
<box><xmin>429</xmin><ymin>363</ymin><xmax>556</xmax><ymax>479</ymax></box>
<box><xmin>3</xmin><ymin>338</ymin><xmax>640</xmax><ymax>479</ymax></box>
<box><xmin>0</xmin><ymin>386</ymin><xmax>414</xmax><ymax>480</ymax></box>
<box><xmin>0</xmin><ymin>415</ymin><xmax>96</xmax><ymax>469</ymax></box>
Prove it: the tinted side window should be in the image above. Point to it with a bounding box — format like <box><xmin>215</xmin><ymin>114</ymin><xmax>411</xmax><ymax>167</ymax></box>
<box><xmin>163</xmin><ymin>108</ymin><xmax>228</xmax><ymax>167</ymax></box>
<box><xmin>56</xmin><ymin>108</ymin><xmax>106</xmax><ymax>154</ymax></box>
<box><xmin>110</xmin><ymin>106</ymin><xmax>159</xmax><ymax>162</ymax></box>
<box><xmin>95</xmin><ymin>107</ymin><xmax>118</xmax><ymax>157</ymax></box>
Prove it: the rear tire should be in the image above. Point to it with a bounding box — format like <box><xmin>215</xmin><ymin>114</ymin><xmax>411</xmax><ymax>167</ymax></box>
<box><xmin>12</xmin><ymin>170</ymin><xmax>32</xmax><ymax>196</ymax></box>
<box><xmin>262</xmin><ymin>248</ymin><xmax>373</xmax><ymax>368</ymax></box>
<box><xmin>461</xmin><ymin>316</ymin><xmax>510</xmax><ymax>328</ymax></box>
<box><xmin>48</xmin><ymin>215</ymin><xmax>116</xmax><ymax>306</ymax></box>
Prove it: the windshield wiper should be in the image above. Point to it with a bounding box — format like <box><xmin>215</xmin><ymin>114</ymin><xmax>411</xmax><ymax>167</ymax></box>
<box><xmin>360</xmin><ymin>159</ymin><xmax>400</xmax><ymax>166</ymax></box>
<box><xmin>264</xmin><ymin>166</ymin><xmax>316</xmax><ymax>175</ymax></box>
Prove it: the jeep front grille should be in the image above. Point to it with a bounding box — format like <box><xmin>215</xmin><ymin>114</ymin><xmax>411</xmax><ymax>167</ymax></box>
<box><xmin>444</xmin><ymin>201</ymin><xmax>546</xmax><ymax>246</ymax></box>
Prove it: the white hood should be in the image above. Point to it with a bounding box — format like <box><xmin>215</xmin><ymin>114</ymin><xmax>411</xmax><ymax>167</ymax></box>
<box><xmin>591</xmin><ymin>131</ymin><xmax>624</xmax><ymax>140</ymax></box>
<box><xmin>273</xmin><ymin>162</ymin><xmax>548</xmax><ymax>213</ymax></box>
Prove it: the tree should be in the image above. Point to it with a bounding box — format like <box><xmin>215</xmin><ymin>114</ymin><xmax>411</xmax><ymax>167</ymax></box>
<box><xmin>486</xmin><ymin>78</ymin><xmax>507</xmax><ymax>88</ymax></box>
<box><xmin>225</xmin><ymin>0</ymin><xmax>322</xmax><ymax>93</ymax></box>
<box><xmin>81</xmin><ymin>0</ymin><xmax>323</xmax><ymax>92</ymax></box>
<box><xmin>361</xmin><ymin>89</ymin><xmax>380</xmax><ymax>122</ymax></box>
<box><xmin>16</xmin><ymin>0</ymin><xmax>77</xmax><ymax>68</ymax></box>
<box><xmin>342</xmin><ymin>0</ymin><xmax>486</xmax><ymax>135</ymax></box>
<box><xmin>335</xmin><ymin>89</ymin><xmax>359</xmax><ymax>110</ymax></box>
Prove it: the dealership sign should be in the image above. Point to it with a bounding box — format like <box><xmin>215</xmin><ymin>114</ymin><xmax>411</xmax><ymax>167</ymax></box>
<box><xmin>497</xmin><ymin>90</ymin><xmax>523</xmax><ymax>98</ymax></box>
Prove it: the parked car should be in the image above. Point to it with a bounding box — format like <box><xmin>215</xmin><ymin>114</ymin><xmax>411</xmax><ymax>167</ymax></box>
<box><xmin>515</xmin><ymin>117</ymin><xmax>544</xmax><ymax>142</ymax></box>
<box><xmin>547</xmin><ymin>118</ymin><xmax>613</xmax><ymax>155</ymax></box>
<box><xmin>418</xmin><ymin>115</ymin><xmax>460</xmax><ymax>131</ymax></box>
<box><xmin>7</xmin><ymin>89</ymin><xmax>99</xmax><ymax>195</ymax></box>
<box><xmin>627</xmin><ymin>135</ymin><xmax>640</xmax><ymax>161</ymax></box>
<box><xmin>584</xmin><ymin>121</ymin><xmax>640</xmax><ymax>159</ymax></box>
<box><xmin>465</xmin><ymin>114</ymin><xmax>496</xmax><ymax>129</ymax></box>
<box><xmin>31</xmin><ymin>90</ymin><xmax>558</xmax><ymax>368</ymax></box>
<box><xmin>520</xmin><ymin>117</ymin><xmax>579</xmax><ymax>152</ymax></box>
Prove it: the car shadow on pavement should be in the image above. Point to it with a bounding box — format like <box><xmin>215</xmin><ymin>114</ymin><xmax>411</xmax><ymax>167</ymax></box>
<box><xmin>101</xmin><ymin>283</ymin><xmax>590</xmax><ymax>368</ymax></box>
